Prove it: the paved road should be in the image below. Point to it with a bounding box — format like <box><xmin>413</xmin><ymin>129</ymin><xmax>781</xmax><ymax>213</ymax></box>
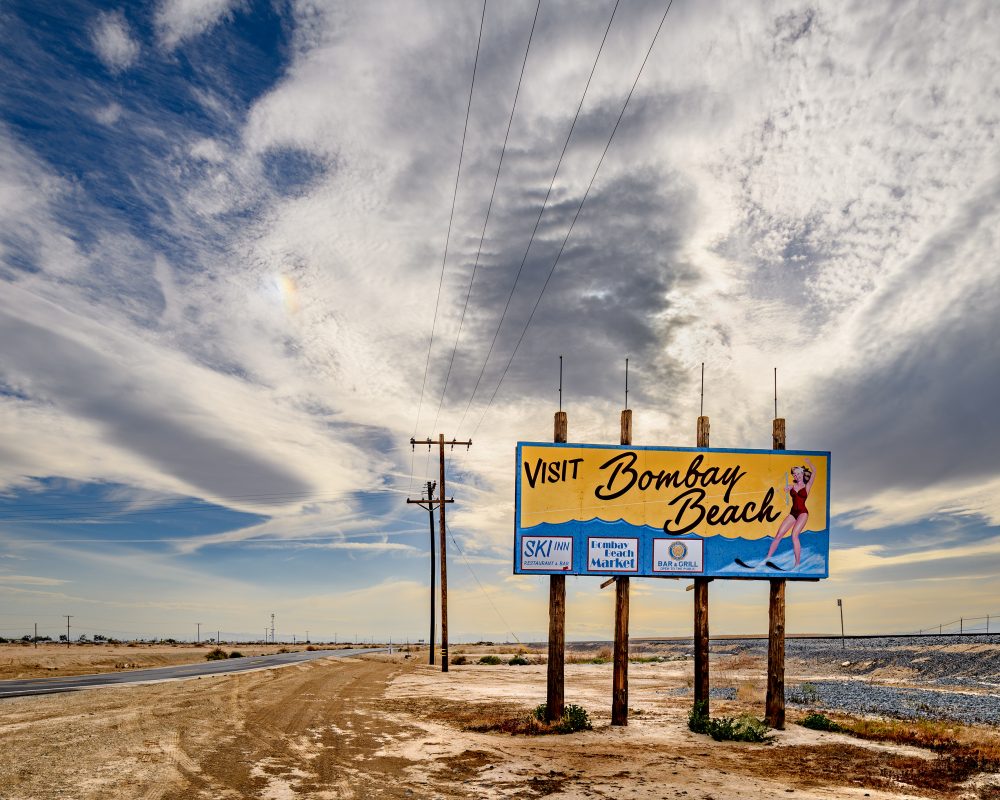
<box><xmin>0</xmin><ymin>648</ymin><xmax>382</xmax><ymax>698</ymax></box>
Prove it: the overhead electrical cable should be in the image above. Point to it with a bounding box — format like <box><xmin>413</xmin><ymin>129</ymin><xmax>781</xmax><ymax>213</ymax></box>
<box><xmin>430</xmin><ymin>0</ymin><xmax>544</xmax><ymax>434</ymax></box>
<box><xmin>448</xmin><ymin>530</ymin><xmax>521</xmax><ymax>644</ymax></box>
<box><xmin>409</xmin><ymin>0</ymin><xmax>487</xmax><ymax>487</ymax></box>
<box><xmin>454</xmin><ymin>0</ymin><xmax>622</xmax><ymax>436</ymax></box>
<box><xmin>469</xmin><ymin>0</ymin><xmax>675</xmax><ymax>438</ymax></box>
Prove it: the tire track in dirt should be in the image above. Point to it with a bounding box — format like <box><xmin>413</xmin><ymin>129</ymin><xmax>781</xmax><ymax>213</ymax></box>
<box><xmin>161</xmin><ymin>658</ymin><xmax>426</xmax><ymax>799</ymax></box>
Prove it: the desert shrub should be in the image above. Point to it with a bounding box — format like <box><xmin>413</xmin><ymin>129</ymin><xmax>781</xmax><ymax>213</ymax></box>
<box><xmin>688</xmin><ymin>700</ymin><xmax>770</xmax><ymax>742</ymax></box>
<box><xmin>204</xmin><ymin>647</ymin><xmax>228</xmax><ymax>661</ymax></box>
<box><xmin>508</xmin><ymin>655</ymin><xmax>529</xmax><ymax>666</ymax></box>
<box><xmin>707</xmin><ymin>714</ymin><xmax>771</xmax><ymax>742</ymax></box>
<box><xmin>688</xmin><ymin>700</ymin><xmax>711</xmax><ymax>734</ymax></box>
<box><xmin>277</xmin><ymin>647</ymin><xmax>291</xmax><ymax>654</ymax></box>
<box><xmin>532</xmin><ymin>703</ymin><xmax>593</xmax><ymax>734</ymax></box>
<box><xmin>228</xmin><ymin>651</ymin><xmax>244</xmax><ymax>658</ymax></box>
<box><xmin>306</xmin><ymin>645</ymin><xmax>319</xmax><ymax>651</ymax></box>
<box><xmin>559</xmin><ymin>704</ymin><xmax>592</xmax><ymax>733</ymax></box>
<box><xmin>478</xmin><ymin>655</ymin><xmax>503</xmax><ymax>665</ymax></box>
<box><xmin>451</xmin><ymin>654</ymin><xmax>468</xmax><ymax>665</ymax></box>
<box><xmin>591</xmin><ymin>647</ymin><xmax>613</xmax><ymax>664</ymax></box>
<box><xmin>801</xmin><ymin>712</ymin><xmax>846</xmax><ymax>733</ymax></box>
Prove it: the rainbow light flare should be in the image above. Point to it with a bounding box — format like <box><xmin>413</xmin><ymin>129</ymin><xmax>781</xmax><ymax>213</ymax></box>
<box><xmin>275</xmin><ymin>274</ymin><xmax>299</xmax><ymax>314</ymax></box>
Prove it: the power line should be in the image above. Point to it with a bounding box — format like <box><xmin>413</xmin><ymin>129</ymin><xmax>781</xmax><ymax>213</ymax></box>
<box><xmin>431</xmin><ymin>0</ymin><xmax>543</xmax><ymax>433</ymax></box>
<box><xmin>411</xmin><ymin>0</ymin><xmax>488</xmax><ymax>451</ymax></box>
<box><xmin>470</xmin><ymin>0</ymin><xmax>676</xmax><ymax>438</ymax></box>
<box><xmin>455</xmin><ymin>0</ymin><xmax>622</xmax><ymax>436</ymax></box>
<box><xmin>448</xmin><ymin>530</ymin><xmax>520</xmax><ymax>644</ymax></box>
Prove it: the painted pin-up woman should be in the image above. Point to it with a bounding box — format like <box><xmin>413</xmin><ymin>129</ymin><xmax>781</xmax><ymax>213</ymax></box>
<box><xmin>764</xmin><ymin>458</ymin><xmax>815</xmax><ymax>569</ymax></box>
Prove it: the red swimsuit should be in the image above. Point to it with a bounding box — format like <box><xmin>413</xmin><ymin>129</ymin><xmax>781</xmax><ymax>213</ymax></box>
<box><xmin>790</xmin><ymin>486</ymin><xmax>808</xmax><ymax>517</ymax></box>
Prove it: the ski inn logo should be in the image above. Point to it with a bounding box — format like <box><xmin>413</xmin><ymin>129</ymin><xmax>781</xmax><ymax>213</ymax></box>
<box><xmin>513</xmin><ymin>442</ymin><xmax>831</xmax><ymax>580</ymax></box>
<box><xmin>519</xmin><ymin>535</ymin><xmax>573</xmax><ymax>571</ymax></box>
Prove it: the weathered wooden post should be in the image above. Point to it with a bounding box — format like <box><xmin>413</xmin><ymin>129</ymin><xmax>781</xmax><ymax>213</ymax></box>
<box><xmin>766</xmin><ymin>414</ymin><xmax>786</xmax><ymax>728</ymax></box>
<box><xmin>611</xmin><ymin>408</ymin><xmax>632</xmax><ymax>726</ymax></box>
<box><xmin>694</xmin><ymin>413</ymin><xmax>711</xmax><ymax>713</ymax></box>
<box><xmin>546</xmin><ymin>409</ymin><xmax>568</xmax><ymax>722</ymax></box>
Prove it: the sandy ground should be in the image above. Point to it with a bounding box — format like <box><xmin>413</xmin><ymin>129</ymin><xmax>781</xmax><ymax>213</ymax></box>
<box><xmin>0</xmin><ymin>643</ymin><xmax>367</xmax><ymax>680</ymax></box>
<box><xmin>2</xmin><ymin>651</ymin><xmax>998</xmax><ymax>799</ymax></box>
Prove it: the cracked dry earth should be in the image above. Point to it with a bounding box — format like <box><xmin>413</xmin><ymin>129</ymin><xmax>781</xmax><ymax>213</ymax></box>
<box><xmin>1</xmin><ymin>655</ymin><xmax>998</xmax><ymax>799</ymax></box>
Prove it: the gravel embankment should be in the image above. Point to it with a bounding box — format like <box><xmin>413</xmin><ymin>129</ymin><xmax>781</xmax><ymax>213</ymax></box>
<box><xmin>650</xmin><ymin>634</ymin><xmax>1000</xmax><ymax>726</ymax></box>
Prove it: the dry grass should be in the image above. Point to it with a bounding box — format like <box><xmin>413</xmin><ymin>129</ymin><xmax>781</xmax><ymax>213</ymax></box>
<box><xmin>735</xmin><ymin>678</ymin><xmax>765</xmax><ymax>704</ymax></box>
<box><xmin>720</xmin><ymin>652</ymin><xmax>764</xmax><ymax>671</ymax></box>
<box><xmin>795</xmin><ymin>712</ymin><xmax>1000</xmax><ymax>791</ymax></box>
<box><xmin>396</xmin><ymin>697</ymin><xmax>556</xmax><ymax>736</ymax></box>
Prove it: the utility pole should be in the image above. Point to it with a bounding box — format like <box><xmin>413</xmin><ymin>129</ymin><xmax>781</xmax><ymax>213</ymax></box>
<box><xmin>34</xmin><ymin>622</ymin><xmax>38</xmax><ymax>649</ymax></box>
<box><xmin>407</xmin><ymin>480</ymin><xmax>448</xmax><ymax>665</ymax></box>
<box><xmin>410</xmin><ymin>435</ymin><xmax>471</xmax><ymax>672</ymax></box>
<box><xmin>196</xmin><ymin>622</ymin><xmax>201</xmax><ymax>644</ymax></box>
<box><xmin>271</xmin><ymin>613</ymin><xmax>275</xmax><ymax>645</ymax></box>
<box><xmin>64</xmin><ymin>615</ymin><xmax>73</xmax><ymax>647</ymax></box>
<box><xmin>837</xmin><ymin>599</ymin><xmax>845</xmax><ymax>648</ymax></box>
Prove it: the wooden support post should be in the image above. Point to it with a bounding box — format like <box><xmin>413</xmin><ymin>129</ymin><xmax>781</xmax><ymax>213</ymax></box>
<box><xmin>438</xmin><ymin>434</ymin><xmax>449</xmax><ymax>673</ymax></box>
<box><xmin>546</xmin><ymin>410</ymin><xmax>568</xmax><ymax>722</ymax></box>
<box><xmin>766</xmin><ymin>415</ymin><xmax>786</xmax><ymax>728</ymax></box>
<box><xmin>766</xmin><ymin>579</ymin><xmax>786</xmax><ymax>728</ymax></box>
<box><xmin>693</xmin><ymin>414</ymin><xmax>711</xmax><ymax>713</ymax></box>
<box><xmin>612</xmin><ymin>409</ymin><xmax>633</xmax><ymax>726</ymax></box>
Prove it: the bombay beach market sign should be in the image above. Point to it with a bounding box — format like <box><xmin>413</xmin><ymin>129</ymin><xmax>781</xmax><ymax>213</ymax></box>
<box><xmin>514</xmin><ymin>443</ymin><xmax>830</xmax><ymax>580</ymax></box>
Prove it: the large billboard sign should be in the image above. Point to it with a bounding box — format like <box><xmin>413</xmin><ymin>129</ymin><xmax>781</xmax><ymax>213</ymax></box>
<box><xmin>514</xmin><ymin>443</ymin><xmax>830</xmax><ymax>580</ymax></box>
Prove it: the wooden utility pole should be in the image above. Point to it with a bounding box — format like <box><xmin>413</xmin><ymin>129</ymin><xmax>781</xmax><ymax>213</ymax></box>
<box><xmin>407</xmin><ymin>480</ymin><xmax>450</xmax><ymax>665</ymax></box>
<box><xmin>612</xmin><ymin>407</ymin><xmax>632</xmax><ymax>726</ymax></box>
<box><xmin>546</xmin><ymin>410</ymin><xmax>568</xmax><ymax>722</ymax></box>
<box><xmin>694</xmin><ymin>410</ymin><xmax>711</xmax><ymax>714</ymax></box>
<box><xmin>410</xmin><ymin>436</ymin><xmax>471</xmax><ymax>672</ymax></box>
<box><xmin>766</xmin><ymin>401</ymin><xmax>787</xmax><ymax>729</ymax></box>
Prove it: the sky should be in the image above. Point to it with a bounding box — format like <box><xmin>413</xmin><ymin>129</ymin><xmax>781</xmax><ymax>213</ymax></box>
<box><xmin>1</xmin><ymin>0</ymin><xmax>998</xmax><ymax>644</ymax></box>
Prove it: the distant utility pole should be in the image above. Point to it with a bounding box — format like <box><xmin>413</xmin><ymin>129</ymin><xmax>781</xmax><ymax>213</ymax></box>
<box><xmin>34</xmin><ymin>622</ymin><xmax>38</xmax><ymax>649</ymax></box>
<box><xmin>410</xmin><ymin>435</ymin><xmax>471</xmax><ymax>673</ymax></box>
<box><xmin>271</xmin><ymin>613</ymin><xmax>275</xmax><ymax>644</ymax></box>
<box><xmin>196</xmin><ymin>622</ymin><xmax>201</xmax><ymax>644</ymax></box>
<box><xmin>406</xmin><ymin>480</ymin><xmax>449</xmax><ymax>666</ymax></box>
<box><xmin>837</xmin><ymin>599</ymin><xmax>845</xmax><ymax>649</ymax></box>
<box><xmin>64</xmin><ymin>615</ymin><xmax>73</xmax><ymax>647</ymax></box>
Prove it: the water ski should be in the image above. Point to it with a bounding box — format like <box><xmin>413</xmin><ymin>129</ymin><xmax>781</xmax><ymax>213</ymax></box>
<box><xmin>734</xmin><ymin>558</ymin><xmax>756</xmax><ymax>569</ymax></box>
<box><xmin>765</xmin><ymin>561</ymin><xmax>785</xmax><ymax>571</ymax></box>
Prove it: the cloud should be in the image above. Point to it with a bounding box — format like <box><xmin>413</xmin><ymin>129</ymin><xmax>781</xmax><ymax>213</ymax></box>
<box><xmin>0</xmin><ymin>574</ymin><xmax>69</xmax><ymax>586</ymax></box>
<box><xmin>1</xmin><ymin>0</ymin><xmax>998</xmax><ymax>637</ymax></box>
<box><xmin>90</xmin><ymin>11</ymin><xmax>139</xmax><ymax>72</ymax></box>
<box><xmin>155</xmin><ymin>0</ymin><xmax>241</xmax><ymax>50</ymax></box>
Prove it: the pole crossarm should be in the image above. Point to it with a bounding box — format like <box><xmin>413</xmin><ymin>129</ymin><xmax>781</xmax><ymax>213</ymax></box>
<box><xmin>411</xmin><ymin>437</ymin><xmax>472</xmax><ymax>450</ymax></box>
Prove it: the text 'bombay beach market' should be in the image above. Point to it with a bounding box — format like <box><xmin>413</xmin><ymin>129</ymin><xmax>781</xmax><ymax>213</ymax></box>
<box><xmin>514</xmin><ymin>363</ymin><xmax>830</xmax><ymax>728</ymax></box>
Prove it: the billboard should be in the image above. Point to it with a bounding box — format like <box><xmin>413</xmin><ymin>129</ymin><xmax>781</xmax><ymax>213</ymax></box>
<box><xmin>514</xmin><ymin>442</ymin><xmax>830</xmax><ymax>580</ymax></box>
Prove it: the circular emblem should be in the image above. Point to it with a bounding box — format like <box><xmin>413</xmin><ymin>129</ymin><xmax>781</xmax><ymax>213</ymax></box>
<box><xmin>668</xmin><ymin>541</ymin><xmax>688</xmax><ymax>560</ymax></box>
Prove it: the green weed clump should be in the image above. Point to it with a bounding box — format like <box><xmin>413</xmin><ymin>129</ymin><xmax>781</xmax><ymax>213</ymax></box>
<box><xmin>800</xmin><ymin>712</ymin><xmax>846</xmax><ymax>733</ymax></box>
<box><xmin>228</xmin><ymin>650</ymin><xmax>244</xmax><ymax>658</ymax></box>
<box><xmin>508</xmin><ymin>654</ymin><xmax>529</xmax><ymax>666</ymax></box>
<box><xmin>204</xmin><ymin>647</ymin><xmax>228</xmax><ymax>661</ymax></box>
<box><xmin>688</xmin><ymin>700</ymin><xmax>771</xmax><ymax>743</ymax></box>
<box><xmin>450</xmin><ymin>654</ymin><xmax>468</xmax><ymax>665</ymax></box>
<box><xmin>477</xmin><ymin>655</ymin><xmax>503</xmax><ymax>665</ymax></box>
<box><xmin>532</xmin><ymin>703</ymin><xmax>593</xmax><ymax>733</ymax></box>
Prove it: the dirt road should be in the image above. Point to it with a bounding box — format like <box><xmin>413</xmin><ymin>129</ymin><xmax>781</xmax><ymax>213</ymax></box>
<box><xmin>1</xmin><ymin>654</ymin><xmax>997</xmax><ymax>799</ymax></box>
